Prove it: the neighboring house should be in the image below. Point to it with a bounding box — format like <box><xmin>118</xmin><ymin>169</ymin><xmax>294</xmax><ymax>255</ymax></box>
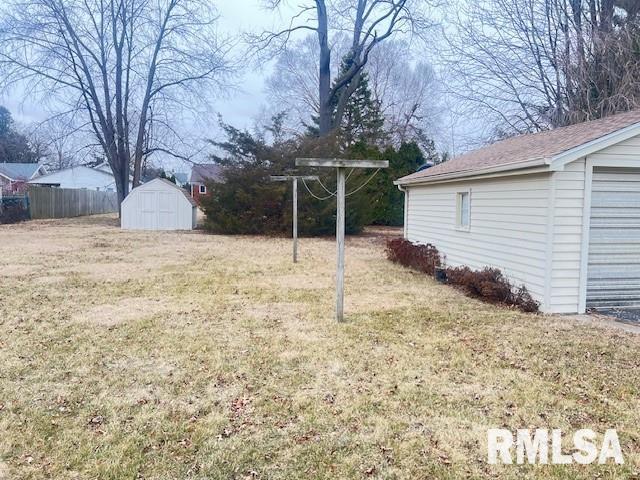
<box><xmin>0</xmin><ymin>163</ymin><xmax>47</xmax><ymax>193</ymax></box>
<box><xmin>396</xmin><ymin>109</ymin><xmax>640</xmax><ymax>314</ymax></box>
<box><xmin>189</xmin><ymin>163</ymin><xmax>223</xmax><ymax>203</ymax></box>
<box><xmin>121</xmin><ymin>178</ymin><xmax>197</xmax><ymax>231</ymax></box>
<box><xmin>28</xmin><ymin>164</ymin><xmax>132</xmax><ymax>191</ymax></box>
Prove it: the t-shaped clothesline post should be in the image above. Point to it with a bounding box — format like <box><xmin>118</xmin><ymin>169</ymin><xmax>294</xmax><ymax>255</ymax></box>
<box><xmin>270</xmin><ymin>175</ymin><xmax>319</xmax><ymax>263</ymax></box>
<box><xmin>295</xmin><ymin>158</ymin><xmax>388</xmax><ymax>322</ymax></box>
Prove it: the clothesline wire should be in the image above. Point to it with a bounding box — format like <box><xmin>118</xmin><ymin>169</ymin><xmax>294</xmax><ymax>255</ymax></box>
<box><xmin>300</xmin><ymin>168</ymin><xmax>381</xmax><ymax>201</ymax></box>
<box><xmin>301</xmin><ymin>177</ymin><xmax>335</xmax><ymax>201</ymax></box>
<box><xmin>315</xmin><ymin>168</ymin><xmax>354</xmax><ymax>196</ymax></box>
<box><xmin>345</xmin><ymin>168</ymin><xmax>380</xmax><ymax>197</ymax></box>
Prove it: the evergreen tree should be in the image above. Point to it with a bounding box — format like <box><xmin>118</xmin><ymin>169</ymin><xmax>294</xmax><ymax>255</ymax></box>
<box><xmin>336</xmin><ymin>61</ymin><xmax>386</xmax><ymax>147</ymax></box>
<box><xmin>201</xmin><ymin>116</ymin><xmax>372</xmax><ymax>236</ymax></box>
<box><xmin>365</xmin><ymin>142</ymin><xmax>427</xmax><ymax>226</ymax></box>
<box><xmin>308</xmin><ymin>56</ymin><xmax>386</xmax><ymax>149</ymax></box>
<box><xmin>0</xmin><ymin>106</ymin><xmax>38</xmax><ymax>163</ymax></box>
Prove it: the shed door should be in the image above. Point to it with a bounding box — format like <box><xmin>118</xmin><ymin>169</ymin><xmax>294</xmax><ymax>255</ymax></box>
<box><xmin>140</xmin><ymin>191</ymin><xmax>157</xmax><ymax>230</ymax></box>
<box><xmin>157</xmin><ymin>192</ymin><xmax>178</xmax><ymax>230</ymax></box>
<box><xmin>587</xmin><ymin>167</ymin><xmax>640</xmax><ymax>309</ymax></box>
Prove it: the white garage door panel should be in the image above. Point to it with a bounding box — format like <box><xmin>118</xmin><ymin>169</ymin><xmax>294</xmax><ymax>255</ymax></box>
<box><xmin>587</xmin><ymin>167</ymin><xmax>640</xmax><ymax>308</ymax></box>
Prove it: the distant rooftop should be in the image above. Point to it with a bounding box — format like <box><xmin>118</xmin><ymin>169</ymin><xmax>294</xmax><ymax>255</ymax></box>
<box><xmin>0</xmin><ymin>163</ymin><xmax>44</xmax><ymax>181</ymax></box>
<box><xmin>190</xmin><ymin>163</ymin><xmax>224</xmax><ymax>184</ymax></box>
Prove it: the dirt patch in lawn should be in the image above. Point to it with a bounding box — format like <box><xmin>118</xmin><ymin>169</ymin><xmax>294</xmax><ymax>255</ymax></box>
<box><xmin>72</xmin><ymin>297</ymin><xmax>169</xmax><ymax>327</ymax></box>
<box><xmin>0</xmin><ymin>264</ymin><xmax>40</xmax><ymax>277</ymax></box>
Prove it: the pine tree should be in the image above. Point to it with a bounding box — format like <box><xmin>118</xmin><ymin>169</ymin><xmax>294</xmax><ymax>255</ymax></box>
<box><xmin>307</xmin><ymin>56</ymin><xmax>386</xmax><ymax>149</ymax></box>
<box><xmin>335</xmin><ymin>58</ymin><xmax>386</xmax><ymax>148</ymax></box>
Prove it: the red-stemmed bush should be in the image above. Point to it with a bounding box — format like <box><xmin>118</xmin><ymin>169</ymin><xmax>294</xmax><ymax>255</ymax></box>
<box><xmin>385</xmin><ymin>238</ymin><xmax>441</xmax><ymax>276</ymax></box>
<box><xmin>386</xmin><ymin>238</ymin><xmax>539</xmax><ymax>313</ymax></box>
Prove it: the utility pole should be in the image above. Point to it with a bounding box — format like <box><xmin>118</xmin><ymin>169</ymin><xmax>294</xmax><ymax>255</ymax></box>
<box><xmin>270</xmin><ymin>175</ymin><xmax>319</xmax><ymax>263</ymax></box>
<box><xmin>295</xmin><ymin>158</ymin><xmax>388</xmax><ymax>322</ymax></box>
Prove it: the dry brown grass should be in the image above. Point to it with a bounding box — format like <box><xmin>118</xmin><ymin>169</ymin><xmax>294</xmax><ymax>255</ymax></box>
<box><xmin>0</xmin><ymin>215</ymin><xmax>638</xmax><ymax>479</ymax></box>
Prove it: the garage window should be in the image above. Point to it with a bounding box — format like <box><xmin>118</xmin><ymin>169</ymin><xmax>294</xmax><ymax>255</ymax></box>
<box><xmin>199</xmin><ymin>184</ymin><xmax>206</xmax><ymax>194</ymax></box>
<box><xmin>456</xmin><ymin>191</ymin><xmax>470</xmax><ymax>230</ymax></box>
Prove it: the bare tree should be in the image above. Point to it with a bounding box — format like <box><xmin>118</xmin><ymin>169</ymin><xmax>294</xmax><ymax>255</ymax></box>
<box><xmin>0</xmin><ymin>0</ymin><xmax>232</xmax><ymax>209</ymax></box>
<box><xmin>255</xmin><ymin>0</ymin><xmax>434</xmax><ymax>137</ymax></box>
<box><xmin>266</xmin><ymin>36</ymin><xmax>441</xmax><ymax>147</ymax></box>
<box><xmin>366</xmin><ymin>40</ymin><xmax>441</xmax><ymax>147</ymax></box>
<box><xmin>28</xmin><ymin>115</ymin><xmax>83</xmax><ymax>171</ymax></box>
<box><xmin>443</xmin><ymin>0</ymin><xmax>640</xmax><ymax>140</ymax></box>
<box><xmin>265</xmin><ymin>36</ymin><xmax>325</xmax><ymax>131</ymax></box>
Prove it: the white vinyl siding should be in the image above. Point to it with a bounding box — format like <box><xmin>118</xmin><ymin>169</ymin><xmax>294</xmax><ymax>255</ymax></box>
<box><xmin>28</xmin><ymin>165</ymin><xmax>130</xmax><ymax>191</ymax></box>
<box><xmin>403</xmin><ymin>132</ymin><xmax>640</xmax><ymax>314</ymax></box>
<box><xmin>406</xmin><ymin>174</ymin><xmax>550</xmax><ymax>306</ymax></box>
<box><xmin>548</xmin><ymin>160</ymin><xmax>586</xmax><ymax>313</ymax></box>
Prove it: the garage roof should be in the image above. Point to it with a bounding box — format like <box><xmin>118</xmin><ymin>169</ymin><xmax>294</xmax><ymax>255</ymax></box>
<box><xmin>397</xmin><ymin>109</ymin><xmax>640</xmax><ymax>185</ymax></box>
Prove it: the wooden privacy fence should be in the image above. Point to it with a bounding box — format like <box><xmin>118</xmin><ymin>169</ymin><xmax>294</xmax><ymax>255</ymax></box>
<box><xmin>28</xmin><ymin>186</ymin><xmax>118</xmax><ymax>219</ymax></box>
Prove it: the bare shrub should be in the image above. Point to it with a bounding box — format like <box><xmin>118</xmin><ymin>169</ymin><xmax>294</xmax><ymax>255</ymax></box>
<box><xmin>386</xmin><ymin>238</ymin><xmax>539</xmax><ymax>313</ymax></box>
<box><xmin>385</xmin><ymin>238</ymin><xmax>441</xmax><ymax>276</ymax></box>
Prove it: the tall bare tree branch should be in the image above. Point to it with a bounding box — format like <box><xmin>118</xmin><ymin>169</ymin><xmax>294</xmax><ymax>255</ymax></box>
<box><xmin>0</xmin><ymin>0</ymin><xmax>233</xmax><ymax>211</ymax></box>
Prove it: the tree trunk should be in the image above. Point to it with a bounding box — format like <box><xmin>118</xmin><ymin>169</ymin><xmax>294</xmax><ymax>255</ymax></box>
<box><xmin>108</xmin><ymin>148</ymin><xmax>130</xmax><ymax>219</ymax></box>
<box><xmin>316</xmin><ymin>0</ymin><xmax>332</xmax><ymax>136</ymax></box>
<box><xmin>114</xmin><ymin>166</ymin><xmax>127</xmax><ymax>217</ymax></box>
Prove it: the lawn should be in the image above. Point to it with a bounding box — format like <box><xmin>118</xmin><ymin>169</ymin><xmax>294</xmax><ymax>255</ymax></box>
<box><xmin>0</xmin><ymin>215</ymin><xmax>638</xmax><ymax>479</ymax></box>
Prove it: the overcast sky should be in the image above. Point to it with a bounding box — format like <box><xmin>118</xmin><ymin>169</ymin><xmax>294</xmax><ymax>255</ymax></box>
<box><xmin>0</xmin><ymin>1</ymin><xmax>463</xmax><ymax>172</ymax></box>
<box><xmin>213</xmin><ymin>1</ymin><xmax>294</xmax><ymax>128</ymax></box>
<box><xmin>2</xmin><ymin>1</ymin><xmax>283</xmax><ymax>125</ymax></box>
<box><xmin>0</xmin><ymin>0</ymin><xmax>307</xmax><ymax>171</ymax></box>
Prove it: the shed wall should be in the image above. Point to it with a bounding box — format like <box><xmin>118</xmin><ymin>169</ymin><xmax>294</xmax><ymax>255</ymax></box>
<box><xmin>121</xmin><ymin>181</ymin><xmax>195</xmax><ymax>230</ymax></box>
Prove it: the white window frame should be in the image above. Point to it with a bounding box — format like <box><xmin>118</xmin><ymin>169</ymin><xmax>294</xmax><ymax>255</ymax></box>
<box><xmin>456</xmin><ymin>189</ymin><xmax>471</xmax><ymax>231</ymax></box>
<box><xmin>199</xmin><ymin>184</ymin><xmax>207</xmax><ymax>194</ymax></box>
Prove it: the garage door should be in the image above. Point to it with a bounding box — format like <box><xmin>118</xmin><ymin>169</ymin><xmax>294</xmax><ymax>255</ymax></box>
<box><xmin>587</xmin><ymin>167</ymin><xmax>640</xmax><ymax>309</ymax></box>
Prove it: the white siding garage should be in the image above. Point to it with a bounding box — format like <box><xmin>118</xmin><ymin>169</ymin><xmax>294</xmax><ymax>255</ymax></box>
<box><xmin>406</xmin><ymin>174</ymin><xmax>550</xmax><ymax>305</ymax></box>
<box><xmin>121</xmin><ymin>178</ymin><xmax>197</xmax><ymax>231</ymax></box>
<box><xmin>396</xmin><ymin>109</ymin><xmax>640</xmax><ymax>314</ymax></box>
<box><xmin>586</xmin><ymin>167</ymin><xmax>640</xmax><ymax>308</ymax></box>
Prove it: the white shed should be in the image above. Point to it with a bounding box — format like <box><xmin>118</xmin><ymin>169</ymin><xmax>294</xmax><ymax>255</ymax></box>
<box><xmin>121</xmin><ymin>178</ymin><xmax>197</xmax><ymax>231</ymax></box>
<box><xmin>396</xmin><ymin>109</ymin><xmax>640</xmax><ymax>314</ymax></box>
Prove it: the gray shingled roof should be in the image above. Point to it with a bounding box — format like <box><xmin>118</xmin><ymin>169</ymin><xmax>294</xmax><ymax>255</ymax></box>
<box><xmin>190</xmin><ymin>163</ymin><xmax>223</xmax><ymax>184</ymax></box>
<box><xmin>0</xmin><ymin>163</ymin><xmax>43</xmax><ymax>181</ymax></box>
<box><xmin>397</xmin><ymin>109</ymin><xmax>640</xmax><ymax>185</ymax></box>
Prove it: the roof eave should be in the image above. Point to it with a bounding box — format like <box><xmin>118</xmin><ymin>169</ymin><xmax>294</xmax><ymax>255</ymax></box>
<box><xmin>394</xmin><ymin>157</ymin><xmax>549</xmax><ymax>186</ymax></box>
<box><xmin>550</xmin><ymin>120</ymin><xmax>640</xmax><ymax>170</ymax></box>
